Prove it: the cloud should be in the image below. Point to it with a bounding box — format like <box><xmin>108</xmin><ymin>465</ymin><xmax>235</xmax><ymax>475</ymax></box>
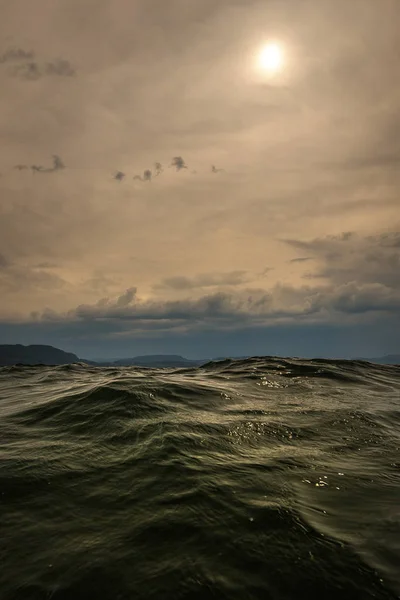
<box><xmin>52</xmin><ymin>155</ymin><xmax>65</xmax><ymax>170</ymax></box>
<box><xmin>211</xmin><ymin>165</ymin><xmax>224</xmax><ymax>173</ymax></box>
<box><xmin>25</xmin><ymin>230</ymin><xmax>400</xmax><ymax>331</ymax></box>
<box><xmin>113</xmin><ymin>171</ymin><xmax>125</xmax><ymax>181</ymax></box>
<box><xmin>45</xmin><ymin>59</ymin><xmax>75</xmax><ymax>77</ymax></box>
<box><xmin>326</xmin><ymin>282</ymin><xmax>400</xmax><ymax>314</ymax></box>
<box><xmin>0</xmin><ymin>254</ymin><xmax>11</xmax><ymax>269</ymax></box>
<box><xmin>171</xmin><ymin>156</ymin><xmax>188</xmax><ymax>171</ymax></box>
<box><xmin>28</xmin><ymin>274</ymin><xmax>400</xmax><ymax>335</ymax></box>
<box><xmin>0</xmin><ymin>47</ymin><xmax>76</xmax><ymax>79</ymax></box>
<box><xmin>284</xmin><ymin>231</ymin><xmax>400</xmax><ymax>287</ymax></box>
<box><xmin>154</xmin><ymin>162</ymin><xmax>163</xmax><ymax>177</ymax></box>
<box><xmin>34</xmin><ymin>262</ymin><xmax>60</xmax><ymax>269</ymax></box>
<box><xmin>0</xmin><ymin>261</ymin><xmax>66</xmax><ymax>294</ymax></box>
<box><xmin>0</xmin><ymin>1</ymin><xmax>399</xmax><ymax>360</ymax></box>
<box><xmin>155</xmin><ymin>271</ymin><xmax>250</xmax><ymax>290</ymax></box>
<box><xmin>31</xmin><ymin>165</ymin><xmax>46</xmax><ymax>173</ymax></box>
<box><xmin>11</xmin><ymin>61</ymin><xmax>41</xmax><ymax>80</ymax></box>
<box><xmin>259</xmin><ymin>267</ymin><xmax>273</xmax><ymax>277</ymax></box>
<box><xmin>26</xmin><ymin>155</ymin><xmax>66</xmax><ymax>174</ymax></box>
<box><xmin>0</xmin><ymin>48</ymin><xmax>35</xmax><ymax>63</ymax></box>
<box><xmin>116</xmin><ymin>287</ymin><xmax>137</xmax><ymax>307</ymax></box>
<box><xmin>289</xmin><ymin>257</ymin><xmax>313</xmax><ymax>263</ymax></box>
<box><xmin>134</xmin><ymin>169</ymin><xmax>152</xmax><ymax>182</ymax></box>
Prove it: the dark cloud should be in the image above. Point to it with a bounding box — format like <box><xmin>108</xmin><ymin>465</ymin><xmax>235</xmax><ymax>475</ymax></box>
<box><xmin>30</xmin><ymin>272</ymin><xmax>400</xmax><ymax>331</ymax></box>
<box><xmin>134</xmin><ymin>169</ymin><xmax>153</xmax><ymax>182</ymax></box>
<box><xmin>327</xmin><ymin>282</ymin><xmax>400</xmax><ymax>315</ymax></box>
<box><xmin>11</xmin><ymin>61</ymin><xmax>41</xmax><ymax>80</ymax></box>
<box><xmin>1</xmin><ymin>47</ymin><xmax>76</xmax><ymax>80</ymax></box>
<box><xmin>133</xmin><ymin>162</ymin><xmax>163</xmax><ymax>182</ymax></box>
<box><xmin>372</xmin><ymin>232</ymin><xmax>400</xmax><ymax>248</ymax></box>
<box><xmin>52</xmin><ymin>155</ymin><xmax>65</xmax><ymax>170</ymax></box>
<box><xmin>31</xmin><ymin>165</ymin><xmax>46</xmax><ymax>173</ymax></box>
<box><xmin>31</xmin><ymin>230</ymin><xmax>398</xmax><ymax>329</ymax></box>
<box><xmin>171</xmin><ymin>156</ymin><xmax>188</xmax><ymax>171</ymax></box>
<box><xmin>0</xmin><ymin>48</ymin><xmax>34</xmax><ymax>63</ymax></box>
<box><xmin>284</xmin><ymin>232</ymin><xmax>400</xmax><ymax>288</ymax></box>
<box><xmin>37</xmin><ymin>288</ymin><xmax>276</xmax><ymax>326</ymax></box>
<box><xmin>115</xmin><ymin>287</ymin><xmax>137</xmax><ymax>307</ymax></box>
<box><xmin>155</xmin><ymin>271</ymin><xmax>250</xmax><ymax>290</ymax></box>
<box><xmin>0</xmin><ymin>254</ymin><xmax>11</xmax><ymax>269</ymax></box>
<box><xmin>154</xmin><ymin>162</ymin><xmax>163</xmax><ymax>177</ymax></box>
<box><xmin>10</xmin><ymin>156</ymin><xmax>226</xmax><ymax>180</ymax></box>
<box><xmin>28</xmin><ymin>155</ymin><xmax>66</xmax><ymax>174</ymax></box>
<box><xmin>45</xmin><ymin>59</ymin><xmax>75</xmax><ymax>77</ymax></box>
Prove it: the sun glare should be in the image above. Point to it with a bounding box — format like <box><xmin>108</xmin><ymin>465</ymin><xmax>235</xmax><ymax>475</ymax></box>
<box><xmin>258</xmin><ymin>43</ymin><xmax>284</xmax><ymax>74</ymax></box>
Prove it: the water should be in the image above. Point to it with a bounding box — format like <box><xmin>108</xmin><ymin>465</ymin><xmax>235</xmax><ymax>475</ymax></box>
<box><xmin>0</xmin><ymin>357</ymin><xmax>399</xmax><ymax>600</ymax></box>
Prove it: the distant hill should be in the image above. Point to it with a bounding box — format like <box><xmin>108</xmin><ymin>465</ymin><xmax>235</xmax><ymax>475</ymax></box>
<box><xmin>112</xmin><ymin>355</ymin><xmax>207</xmax><ymax>368</ymax></box>
<box><xmin>356</xmin><ymin>354</ymin><xmax>400</xmax><ymax>365</ymax></box>
<box><xmin>1</xmin><ymin>345</ymin><xmax>398</xmax><ymax>368</ymax></box>
<box><xmin>0</xmin><ymin>344</ymin><xmax>81</xmax><ymax>366</ymax></box>
<box><xmin>0</xmin><ymin>346</ymin><xmax>206</xmax><ymax>368</ymax></box>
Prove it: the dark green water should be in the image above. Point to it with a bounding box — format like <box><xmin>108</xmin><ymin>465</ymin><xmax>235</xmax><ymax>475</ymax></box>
<box><xmin>0</xmin><ymin>357</ymin><xmax>399</xmax><ymax>599</ymax></box>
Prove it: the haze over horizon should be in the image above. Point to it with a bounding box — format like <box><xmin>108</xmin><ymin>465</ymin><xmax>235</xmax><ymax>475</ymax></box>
<box><xmin>1</xmin><ymin>0</ymin><xmax>399</xmax><ymax>359</ymax></box>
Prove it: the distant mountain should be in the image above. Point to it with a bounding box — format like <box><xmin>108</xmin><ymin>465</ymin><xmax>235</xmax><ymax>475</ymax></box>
<box><xmin>0</xmin><ymin>344</ymin><xmax>82</xmax><ymax>366</ymax></box>
<box><xmin>112</xmin><ymin>355</ymin><xmax>207</xmax><ymax>368</ymax></box>
<box><xmin>356</xmin><ymin>354</ymin><xmax>400</xmax><ymax>365</ymax></box>
<box><xmin>1</xmin><ymin>345</ymin><xmax>398</xmax><ymax>368</ymax></box>
<box><xmin>0</xmin><ymin>346</ymin><xmax>209</xmax><ymax>368</ymax></box>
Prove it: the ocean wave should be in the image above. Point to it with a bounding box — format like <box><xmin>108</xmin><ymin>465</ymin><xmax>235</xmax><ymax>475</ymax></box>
<box><xmin>0</xmin><ymin>358</ymin><xmax>399</xmax><ymax>599</ymax></box>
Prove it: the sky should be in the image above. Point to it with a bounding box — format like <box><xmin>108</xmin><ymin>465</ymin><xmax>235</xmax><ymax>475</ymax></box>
<box><xmin>0</xmin><ymin>0</ymin><xmax>399</xmax><ymax>360</ymax></box>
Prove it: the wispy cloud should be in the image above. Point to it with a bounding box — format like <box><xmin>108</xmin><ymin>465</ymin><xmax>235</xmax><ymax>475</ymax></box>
<box><xmin>134</xmin><ymin>169</ymin><xmax>152</xmax><ymax>182</ymax></box>
<box><xmin>10</xmin><ymin>156</ymin><xmax>219</xmax><ymax>180</ymax></box>
<box><xmin>289</xmin><ymin>257</ymin><xmax>313</xmax><ymax>263</ymax></box>
<box><xmin>155</xmin><ymin>271</ymin><xmax>250</xmax><ymax>290</ymax></box>
<box><xmin>133</xmin><ymin>162</ymin><xmax>164</xmax><ymax>182</ymax></box>
<box><xmin>45</xmin><ymin>59</ymin><xmax>75</xmax><ymax>77</ymax></box>
<box><xmin>0</xmin><ymin>48</ymin><xmax>34</xmax><ymax>63</ymax></box>
<box><xmin>52</xmin><ymin>155</ymin><xmax>65</xmax><ymax>170</ymax></box>
<box><xmin>25</xmin><ymin>155</ymin><xmax>66</xmax><ymax>174</ymax></box>
<box><xmin>0</xmin><ymin>47</ymin><xmax>76</xmax><ymax>80</ymax></box>
<box><xmin>11</xmin><ymin>62</ymin><xmax>41</xmax><ymax>80</ymax></box>
<box><xmin>154</xmin><ymin>162</ymin><xmax>163</xmax><ymax>177</ymax></box>
<box><xmin>0</xmin><ymin>254</ymin><xmax>11</xmax><ymax>269</ymax></box>
<box><xmin>0</xmin><ymin>260</ymin><xmax>66</xmax><ymax>294</ymax></box>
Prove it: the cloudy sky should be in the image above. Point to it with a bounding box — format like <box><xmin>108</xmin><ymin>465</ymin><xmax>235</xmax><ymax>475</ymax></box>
<box><xmin>0</xmin><ymin>0</ymin><xmax>399</xmax><ymax>359</ymax></box>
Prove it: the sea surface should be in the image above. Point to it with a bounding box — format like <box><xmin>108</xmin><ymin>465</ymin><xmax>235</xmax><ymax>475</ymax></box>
<box><xmin>0</xmin><ymin>357</ymin><xmax>399</xmax><ymax>600</ymax></box>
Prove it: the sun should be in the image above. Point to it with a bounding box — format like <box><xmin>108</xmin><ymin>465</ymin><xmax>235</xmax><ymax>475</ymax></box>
<box><xmin>257</xmin><ymin>43</ymin><xmax>284</xmax><ymax>74</ymax></box>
